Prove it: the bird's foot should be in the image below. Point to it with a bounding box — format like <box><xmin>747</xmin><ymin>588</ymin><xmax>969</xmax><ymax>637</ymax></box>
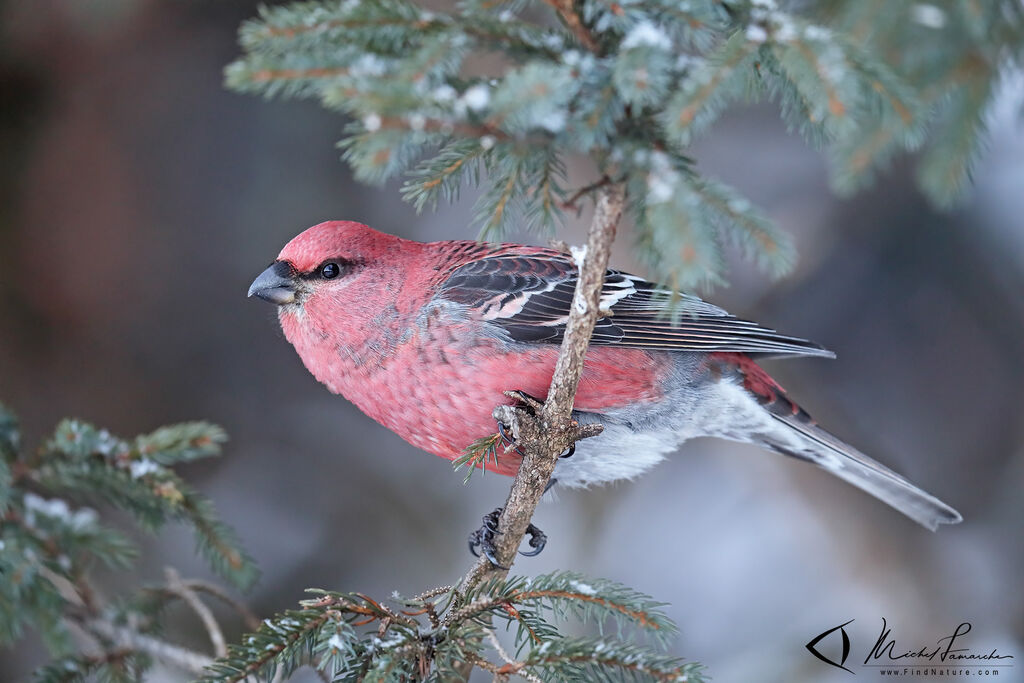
<box><xmin>503</xmin><ymin>389</ymin><xmax>544</xmax><ymax>415</ymax></box>
<box><xmin>467</xmin><ymin>507</ymin><xmax>549</xmax><ymax>567</ymax></box>
<box><xmin>520</xmin><ymin>522</ymin><xmax>547</xmax><ymax>557</ymax></box>
<box><xmin>468</xmin><ymin>508</ymin><xmax>506</xmax><ymax>568</ymax></box>
<box><xmin>496</xmin><ymin>390</ymin><xmax>576</xmax><ymax>458</ymax></box>
<box><xmin>496</xmin><ymin>419</ymin><xmax>521</xmax><ymax>455</ymax></box>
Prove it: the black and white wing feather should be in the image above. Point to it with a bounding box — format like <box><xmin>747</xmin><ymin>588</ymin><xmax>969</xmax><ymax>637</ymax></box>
<box><xmin>438</xmin><ymin>253</ymin><xmax>834</xmax><ymax>358</ymax></box>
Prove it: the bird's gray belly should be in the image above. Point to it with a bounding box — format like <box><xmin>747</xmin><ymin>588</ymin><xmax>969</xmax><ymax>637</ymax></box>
<box><xmin>551</xmin><ymin>351</ymin><xmax>777</xmax><ymax>488</ymax></box>
<box><xmin>553</xmin><ymin>352</ymin><xmax>704</xmax><ymax>488</ymax></box>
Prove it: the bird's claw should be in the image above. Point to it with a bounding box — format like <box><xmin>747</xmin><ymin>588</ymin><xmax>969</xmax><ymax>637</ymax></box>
<box><xmin>503</xmin><ymin>390</ymin><xmax>544</xmax><ymax>415</ymax></box>
<box><xmin>521</xmin><ymin>528</ymin><xmax>547</xmax><ymax>557</ymax></box>
<box><xmin>519</xmin><ymin>523</ymin><xmax>547</xmax><ymax>557</ymax></box>
<box><xmin>467</xmin><ymin>507</ymin><xmax>549</xmax><ymax>566</ymax></box>
<box><xmin>496</xmin><ymin>420</ymin><xmax>521</xmax><ymax>455</ymax></box>
<box><xmin>468</xmin><ymin>508</ymin><xmax>509</xmax><ymax>569</ymax></box>
<box><xmin>496</xmin><ymin>393</ymin><xmax>576</xmax><ymax>459</ymax></box>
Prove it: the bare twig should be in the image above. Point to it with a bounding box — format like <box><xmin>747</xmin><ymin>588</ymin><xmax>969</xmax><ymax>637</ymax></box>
<box><xmin>464</xmin><ymin>181</ymin><xmax>624</xmax><ymax>588</ymax></box>
<box><xmin>164</xmin><ymin>567</ymin><xmax>228</xmax><ymax>658</ymax></box>
<box><xmin>180</xmin><ymin>578</ymin><xmax>262</xmax><ymax>632</ymax></box>
<box><xmin>414</xmin><ymin>585</ymin><xmax>454</xmax><ymax>602</ymax></box>
<box><xmin>80</xmin><ymin>615</ymin><xmax>214</xmax><ymax>675</ymax></box>
<box><xmin>560</xmin><ymin>175</ymin><xmax>612</xmax><ymax>212</ymax></box>
<box><xmin>448</xmin><ymin>182</ymin><xmax>625</xmax><ymax>679</ymax></box>
<box><xmin>487</xmin><ymin>631</ymin><xmax>544</xmax><ymax>683</ymax></box>
<box><xmin>37</xmin><ymin>554</ymin><xmax>220</xmax><ymax>676</ymax></box>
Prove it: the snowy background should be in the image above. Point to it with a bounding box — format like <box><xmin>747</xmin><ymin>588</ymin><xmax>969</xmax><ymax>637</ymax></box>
<box><xmin>1</xmin><ymin>1</ymin><xmax>1021</xmax><ymax>681</ymax></box>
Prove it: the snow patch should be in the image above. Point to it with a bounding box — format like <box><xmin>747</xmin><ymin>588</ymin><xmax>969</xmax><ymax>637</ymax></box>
<box><xmin>646</xmin><ymin>151</ymin><xmax>679</xmax><ymax>204</ymax></box>
<box><xmin>676</xmin><ymin>54</ymin><xmax>699</xmax><ymax>70</ymax></box>
<box><xmin>408</xmin><ymin>113</ymin><xmax>426</xmax><ymax>131</ymax></box>
<box><xmin>129</xmin><ymin>458</ymin><xmax>161</xmax><ymax>479</ymax></box>
<box><xmin>621</xmin><ymin>21</ymin><xmax>672</xmax><ymax>50</ymax></box>
<box><xmin>350</xmin><ymin>54</ymin><xmax>387</xmax><ymax>77</ymax></box>
<box><xmin>569</xmin><ymin>579</ymin><xmax>597</xmax><ymax>595</ymax></box>
<box><xmin>363</xmin><ymin>113</ymin><xmax>382</xmax><ymax>132</ymax></box>
<box><xmin>461</xmin><ymin>84</ymin><xmax>491</xmax><ymax>111</ymax></box>
<box><xmin>911</xmin><ymin>4</ymin><xmax>946</xmax><ymax>29</ymax></box>
<box><xmin>804</xmin><ymin>25</ymin><xmax>832</xmax><ymax>41</ymax></box>
<box><xmin>23</xmin><ymin>493</ymin><xmax>97</xmax><ymax>530</ymax></box>
<box><xmin>432</xmin><ymin>84</ymin><xmax>457</xmax><ymax>102</ymax></box>
<box><xmin>570</xmin><ymin>244</ymin><xmax>588</xmax><ymax>272</ymax></box>
<box><xmin>536</xmin><ymin>110</ymin><xmax>566</xmax><ymax>133</ymax></box>
<box><xmin>745</xmin><ymin>24</ymin><xmax>768</xmax><ymax>43</ymax></box>
<box><xmin>766</xmin><ymin>14</ymin><xmax>795</xmax><ymax>42</ymax></box>
<box><xmin>328</xmin><ymin>633</ymin><xmax>347</xmax><ymax>651</ymax></box>
<box><xmin>542</xmin><ymin>34</ymin><xmax>565</xmax><ymax>50</ymax></box>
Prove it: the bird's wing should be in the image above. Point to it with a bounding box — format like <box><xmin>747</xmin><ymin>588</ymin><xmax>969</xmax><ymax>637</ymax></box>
<box><xmin>436</xmin><ymin>252</ymin><xmax>835</xmax><ymax>358</ymax></box>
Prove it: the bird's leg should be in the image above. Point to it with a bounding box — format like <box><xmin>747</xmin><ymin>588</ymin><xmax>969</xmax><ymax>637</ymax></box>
<box><xmin>467</xmin><ymin>506</ymin><xmax>550</xmax><ymax>566</ymax></box>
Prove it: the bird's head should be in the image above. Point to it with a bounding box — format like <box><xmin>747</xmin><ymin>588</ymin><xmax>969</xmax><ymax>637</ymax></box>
<box><xmin>247</xmin><ymin>220</ymin><xmax>406</xmax><ymax>308</ymax></box>
<box><xmin>249</xmin><ymin>220</ymin><xmax>420</xmax><ymax>386</ymax></box>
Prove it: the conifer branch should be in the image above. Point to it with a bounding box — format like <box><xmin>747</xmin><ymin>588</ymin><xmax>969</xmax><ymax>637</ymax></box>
<box><xmin>543</xmin><ymin>0</ymin><xmax>600</xmax><ymax>53</ymax></box>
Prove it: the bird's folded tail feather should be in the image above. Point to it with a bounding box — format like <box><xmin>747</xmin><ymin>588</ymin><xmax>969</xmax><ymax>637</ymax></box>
<box><xmin>765</xmin><ymin>414</ymin><xmax>963</xmax><ymax>531</ymax></box>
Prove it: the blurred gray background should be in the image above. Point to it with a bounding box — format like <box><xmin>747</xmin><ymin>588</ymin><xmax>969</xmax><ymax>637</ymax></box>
<box><xmin>1</xmin><ymin>1</ymin><xmax>1022</xmax><ymax>681</ymax></box>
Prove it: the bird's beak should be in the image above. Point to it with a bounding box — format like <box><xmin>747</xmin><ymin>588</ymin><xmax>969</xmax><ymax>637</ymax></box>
<box><xmin>248</xmin><ymin>261</ymin><xmax>297</xmax><ymax>305</ymax></box>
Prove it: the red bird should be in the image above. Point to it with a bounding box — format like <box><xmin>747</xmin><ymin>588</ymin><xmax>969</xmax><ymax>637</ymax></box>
<box><xmin>249</xmin><ymin>220</ymin><xmax>961</xmax><ymax>536</ymax></box>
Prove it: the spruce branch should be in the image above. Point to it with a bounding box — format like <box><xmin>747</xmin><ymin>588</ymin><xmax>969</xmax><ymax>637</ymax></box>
<box><xmin>0</xmin><ymin>402</ymin><xmax>260</xmax><ymax>681</ymax></box>
<box><xmin>197</xmin><ymin>570</ymin><xmax>698</xmax><ymax>682</ymax></box>
<box><xmin>452</xmin><ymin>571</ymin><xmax>677</xmax><ymax>648</ymax></box>
<box><xmin>453</xmin><ymin>433</ymin><xmax>503</xmax><ymax>483</ymax></box>
<box><xmin>515</xmin><ymin>636</ymin><xmax>702</xmax><ymax>682</ymax></box>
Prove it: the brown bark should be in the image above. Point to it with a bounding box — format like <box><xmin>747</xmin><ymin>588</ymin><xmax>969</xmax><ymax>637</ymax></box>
<box><xmin>448</xmin><ymin>183</ymin><xmax>626</xmax><ymax>670</ymax></box>
<box><xmin>542</xmin><ymin>0</ymin><xmax>602</xmax><ymax>53</ymax></box>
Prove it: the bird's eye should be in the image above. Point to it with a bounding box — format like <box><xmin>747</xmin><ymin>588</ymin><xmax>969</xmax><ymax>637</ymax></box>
<box><xmin>320</xmin><ymin>262</ymin><xmax>341</xmax><ymax>279</ymax></box>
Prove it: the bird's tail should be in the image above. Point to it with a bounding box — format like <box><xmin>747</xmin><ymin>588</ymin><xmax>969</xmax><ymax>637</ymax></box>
<box><xmin>764</xmin><ymin>412</ymin><xmax>962</xmax><ymax>531</ymax></box>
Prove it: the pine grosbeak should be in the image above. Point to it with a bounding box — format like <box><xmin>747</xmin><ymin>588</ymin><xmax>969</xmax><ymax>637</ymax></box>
<box><xmin>249</xmin><ymin>220</ymin><xmax>961</xmax><ymax>531</ymax></box>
